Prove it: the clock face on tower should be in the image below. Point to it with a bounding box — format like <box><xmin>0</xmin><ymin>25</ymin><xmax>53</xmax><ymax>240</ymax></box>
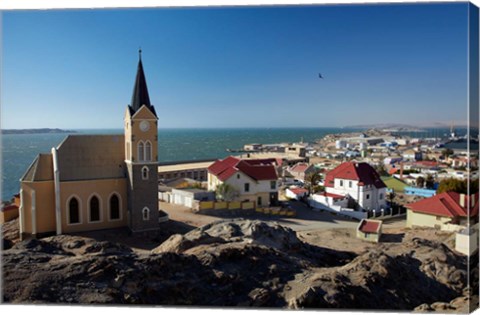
<box><xmin>139</xmin><ymin>120</ymin><xmax>150</xmax><ymax>132</ymax></box>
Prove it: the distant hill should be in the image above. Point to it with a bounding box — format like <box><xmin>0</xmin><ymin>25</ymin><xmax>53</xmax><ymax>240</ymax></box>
<box><xmin>1</xmin><ymin>128</ymin><xmax>77</xmax><ymax>135</ymax></box>
<box><xmin>343</xmin><ymin>123</ymin><xmax>424</xmax><ymax>132</ymax></box>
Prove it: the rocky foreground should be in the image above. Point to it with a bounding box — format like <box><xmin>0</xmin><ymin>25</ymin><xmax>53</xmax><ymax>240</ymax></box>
<box><xmin>2</xmin><ymin>219</ymin><xmax>477</xmax><ymax>311</ymax></box>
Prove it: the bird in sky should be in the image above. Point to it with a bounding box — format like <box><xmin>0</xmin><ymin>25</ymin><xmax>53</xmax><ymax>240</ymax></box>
<box><xmin>318</xmin><ymin>73</ymin><xmax>324</xmax><ymax>79</ymax></box>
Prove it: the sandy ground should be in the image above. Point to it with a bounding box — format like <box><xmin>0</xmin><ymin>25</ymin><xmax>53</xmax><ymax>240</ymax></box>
<box><xmin>160</xmin><ymin>200</ymin><xmax>405</xmax><ymax>232</ymax></box>
<box><xmin>158</xmin><ymin>200</ymin><xmax>423</xmax><ymax>255</ymax></box>
<box><xmin>3</xmin><ymin>200</ymin><xmax>449</xmax><ymax>257</ymax></box>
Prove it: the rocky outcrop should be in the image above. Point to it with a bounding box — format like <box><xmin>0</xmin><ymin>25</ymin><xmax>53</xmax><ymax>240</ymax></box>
<box><xmin>2</xmin><ymin>219</ymin><xmax>472</xmax><ymax>310</ymax></box>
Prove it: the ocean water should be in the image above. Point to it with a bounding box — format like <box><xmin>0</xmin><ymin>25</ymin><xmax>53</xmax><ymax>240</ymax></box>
<box><xmin>1</xmin><ymin>128</ymin><xmax>351</xmax><ymax>201</ymax></box>
<box><xmin>2</xmin><ymin>127</ymin><xmax>476</xmax><ymax>201</ymax></box>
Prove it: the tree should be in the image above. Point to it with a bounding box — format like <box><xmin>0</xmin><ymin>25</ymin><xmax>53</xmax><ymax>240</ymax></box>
<box><xmin>215</xmin><ymin>183</ymin><xmax>238</xmax><ymax>202</ymax></box>
<box><xmin>416</xmin><ymin>176</ymin><xmax>425</xmax><ymax>188</ymax></box>
<box><xmin>425</xmin><ymin>174</ymin><xmax>435</xmax><ymax>189</ymax></box>
<box><xmin>436</xmin><ymin>178</ymin><xmax>479</xmax><ymax>194</ymax></box>
<box><xmin>312</xmin><ymin>185</ymin><xmax>325</xmax><ymax>194</ymax></box>
<box><xmin>437</xmin><ymin>178</ymin><xmax>466</xmax><ymax>194</ymax></box>
<box><xmin>442</xmin><ymin>148</ymin><xmax>454</xmax><ymax>159</ymax></box>
<box><xmin>305</xmin><ymin>171</ymin><xmax>322</xmax><ymax>195</ymax></box>
<box><xmin>374</xmin><ymin>163</ymin><xmax>388</xmax><ymax>177</ymax></box>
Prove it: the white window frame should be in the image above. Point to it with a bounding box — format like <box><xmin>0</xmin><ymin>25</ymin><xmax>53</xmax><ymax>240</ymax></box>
<box><xmin>145</xmin><ymin>141</ymin><xmax>152</xmax><ymax>162</ymax></box>
<box><xmin>142</xmin><ymin>207</ymin><xmax>150</xmax><ymax>221</ymax></box>
<box><xmin>138</xmin><ymin>141</ymin><xmax>145</xmax><ymax>161</ymax></box>
<box><xmin>142</xmin><ymin>166</ymin><xmax>149</xmax><ymax>180</ymax></box>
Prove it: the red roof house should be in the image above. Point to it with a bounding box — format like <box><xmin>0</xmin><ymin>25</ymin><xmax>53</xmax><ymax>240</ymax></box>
<box><xmin>207</xmin><ymin>156</ymin><xmax>279</xmax><ymax>207</ymax></box>
<box><xmin>357</xmin><ymin>219</ymin><xmax>383</xmax><ymax>242</ymax></box>
<box><xmin>287</xmin><ymin>162</ymin><xmax>316</xmax><ymax>181</ymax></box>
<box><xmin>406</xmin><ymin>192</ymin><xmax>479</xmax><ymax>228</ymax></box>
<box><xmin>208</xmin><ymin>156</ymin><xmax>278</xmax><ymax>182</ymax></box>
<box><xmin>324</xmin><ymin>162</ymin><xmax>386</xmax><ymax>189</ymax></box>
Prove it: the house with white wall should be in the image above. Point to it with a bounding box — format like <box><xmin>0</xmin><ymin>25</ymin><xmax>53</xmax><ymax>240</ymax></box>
<box><xmin>402</xmin><ymin>149</ymin><xmax>423</xmax><ymax>161</ymax></box>
<box><xmin>207</xmin><ymin>156</ymin><xmax>279</xmax><ymax>207</ymax></box>
<box><xmin>406</xmin><ymin>192</ymin><xmax>478</xmax><ymax>230</ymax></box>
<box><xmin>324</xmin><ymin>162</ymin><xmax>388</xmax><ymax>211</ymax></box>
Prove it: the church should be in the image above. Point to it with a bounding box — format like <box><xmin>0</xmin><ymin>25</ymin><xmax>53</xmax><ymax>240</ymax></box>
<box><xmin>19</xmin><ymin>52</ymin><xmax>160</xmax><ymax>238</ymax></box>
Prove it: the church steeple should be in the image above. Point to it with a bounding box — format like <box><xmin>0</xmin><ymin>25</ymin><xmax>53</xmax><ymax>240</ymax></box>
<box><xmin>124</xmin><ymin>49</ymin><xmax>160</xmax><ymax>233</ymax></box>
<box><xmin>130</xmin><ymin>49</ymin><xmax>157</xmax><ymax>117</ymax></box>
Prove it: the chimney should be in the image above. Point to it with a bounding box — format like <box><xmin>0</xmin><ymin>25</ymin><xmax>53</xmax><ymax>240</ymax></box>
<box><xmin>459</xmin><ymin>193</ymin><xmax>466</xmax><ymax>207</ymax></box>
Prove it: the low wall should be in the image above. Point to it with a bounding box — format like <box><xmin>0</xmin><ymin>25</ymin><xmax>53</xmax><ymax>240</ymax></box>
<box><xmin>193</xmin><ymin>201</ymin><xmax>255</xmax><ymax>211</ymax></box>
<box><xmin>441</xmin><ymin>223</ymin><xmax>464</xmax><ymax>232</ymax></box>
<box><xmin>308</xmin><ymin>198</ymin><xmax>367</xmax><ymax>221</ymax></box>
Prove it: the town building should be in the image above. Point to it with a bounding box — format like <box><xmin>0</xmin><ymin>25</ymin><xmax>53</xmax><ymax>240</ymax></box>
<box><xmin>286</xmin><ymin>162</ymin><xmax>316</xmax><ymax>182</ymax></box>
<box><xmin>324</xmin><ymin>162</ymin><xmax>388</xmax><ymax>211</ymax></box>
<box><xmin>356</xmin><ymin>219</ymin><xmax>383</xmax><ymax>242</ymax></box>
<box><xmin>207</xmin><ymin>156</ymin><xmax>279</xmax><ymax>207</ymax></box>
<box><xmin>1</xmin><ymin>204</ymin><xmax>19</xmax><ymax>224</ymax></box>
<box><xmin>158</xmin><ymin>160</ymin><xmax>213</xmax><ymax>182</ymax></box>
<box><xmin>18</xmin><ymin>52</ymin><xmax>161</xmax><ymax>238</ymax></box>
<box><xmin>406</xmin><ymin>192</ymin><xmax>479</xmax><ymax>230</ymax></box>
<box><xmin>402</xmin><ymin>149</ymin><xmax>423</xmax><ymax>161</ymax></box>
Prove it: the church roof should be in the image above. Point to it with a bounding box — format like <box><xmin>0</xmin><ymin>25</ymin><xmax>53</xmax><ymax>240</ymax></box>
<box><xmin>21</xmin><ymin>153</ymin><xmax>54</xmax><ymax>182</ymax></box>
<box><xmin>56</xmin><ymin>135</ymin><xmax>126</xmax><ymax>181</ymax></box>
<box><xmin>129</xmin><ymin>51</ymin><xmax>157</xmax><ymax>118</ymax></box>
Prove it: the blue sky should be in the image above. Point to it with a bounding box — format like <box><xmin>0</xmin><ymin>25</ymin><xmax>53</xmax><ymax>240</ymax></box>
<box><xmin>1</xmin><ymin>3</ymin><xmax>472</xmax><ymax>129</ymax></box>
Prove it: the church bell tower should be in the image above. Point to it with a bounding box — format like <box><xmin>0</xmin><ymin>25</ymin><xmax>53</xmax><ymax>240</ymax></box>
<box><xmin>124</xmin><ymin>50</ymin><xmax>159</xmax><ymax>233</ymax></box>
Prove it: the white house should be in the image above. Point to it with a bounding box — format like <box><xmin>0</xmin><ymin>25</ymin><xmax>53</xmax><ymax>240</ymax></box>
<box><xmin>207</xmin><ymin>156</ymin><xmax>279</xmax><ymax>207</ymax></box>
<box><xmin>402</xmin><ymin>149</ymin><xmax>423</xmax><ymax>161</ymax></box>
<box><xmin>285</xmin><ymin>187</ymin><xmax>308</xmax><ymax>200</ymax></box>
<box><xmin>324</xmin><ymin>162</ymin><xmax>388</xmax><ymax>211</ymax></box>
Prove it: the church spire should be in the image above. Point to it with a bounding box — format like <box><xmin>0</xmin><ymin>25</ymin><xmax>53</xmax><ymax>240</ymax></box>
<box><xmin>130</xmin><ymin>48</ymin><xmax>153</xmax><ymax>113</ymax></box>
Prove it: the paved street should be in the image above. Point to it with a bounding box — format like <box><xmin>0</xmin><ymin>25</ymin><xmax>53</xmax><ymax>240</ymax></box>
<box><xmin>160</xmin><ymin>200</ymin><xmax>406</xmax><ymax>232</ymax></box>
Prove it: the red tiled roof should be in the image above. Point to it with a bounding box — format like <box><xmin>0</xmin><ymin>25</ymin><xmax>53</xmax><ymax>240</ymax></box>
<box><xmin>407</xmin><ymin>192</ymin><xmax>478</xmax><ymax>218</ymax></box>
<box><xmin>324</xmin><ymin>162</ymin><xmax>386</xmax><ymax>189</ymax></box>
<box><xmin>1</xmin><ymin>204</ymin><xmax>18</xmax><ymax>212</ymax></box>
<box><xmin>289</xmin><ymin>188</ymin><xmax>308</xmax><ymax>195</ymax></box>
<box><xmin>413</xmin><ymin>161</ymin><xmax>438</xmax><ymax>168</ymax></box>
<box><xmin>359</xmin><ymin>220</ymin><xmax>381</xmax><ymax>233</ymax></box>
<box><xmin>289</xmin><ymin>163</ymin><xmax>310</xmax><ymax>173</ymax></box>
<box><xmin>388</xmin><ymin>168</ymin><xmax>398</xmax><ymax>175</ymax></box>
<box><xmin>323</xmin><ymin>192</ymin><xmax>345</xmax><ymax>199</ymax></box>
<box><xmin>236</xmin><ymin>160</ymin><xmax>278</xmax><ymax>181</ymax></box>
<box><xmin>208</xmin><ymin>156</ymin><xmax>278</xmax><ymax>182</ymax></box>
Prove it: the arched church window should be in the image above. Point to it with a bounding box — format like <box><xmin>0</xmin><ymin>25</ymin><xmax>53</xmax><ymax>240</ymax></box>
<box><xmin>69</xmin><ymin>197</ymin><xmax>80</xmax><ymax>224</ymax></box>
<box><xmin>145</xmin><ymin>141</ymin><xmax>152</xmax><ymax>161</ymax></box>
<box><xmin>142</xmin><ymin>207</ymin><xmax>150</xmax><ymax>221</ymax></box>
<box><xmin>109</xmin><ymin>194</ymin><xmax>121</xmax><ymax>220</ymax></box>
<box><xmin>142</xmin><ymin>166</ymin><xmax>149</xmax><ymax>180</ymax></box>
<box><xmin>89</xmin><ymin>195</ymin><xmax>101</xmax><ymax>222</ymax></box>
<box><xmin>138</xmin><ymin>141</ymin><xmax>145</xmax><ymax>161</ymax></box>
